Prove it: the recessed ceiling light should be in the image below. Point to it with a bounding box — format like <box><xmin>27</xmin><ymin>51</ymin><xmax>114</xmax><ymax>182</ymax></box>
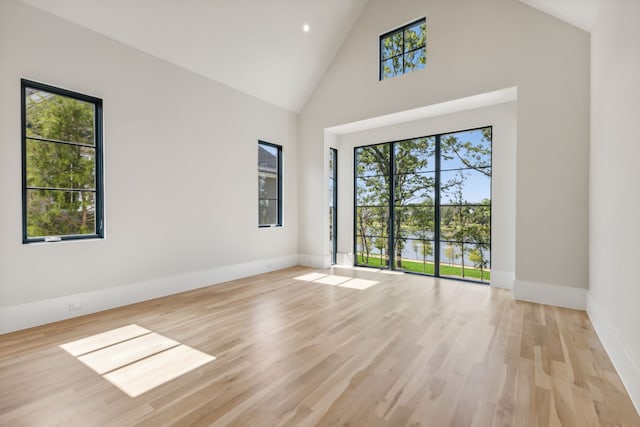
<box><xmin>303</xmin><ymin>24</ymin><xmax>310</xmax><ymax>33</ymax></box>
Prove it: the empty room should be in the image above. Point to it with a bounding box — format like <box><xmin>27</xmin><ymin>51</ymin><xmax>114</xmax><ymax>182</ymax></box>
<box><xmin>1</xmin><ymin>0</ymin><xmax>639</xmax><ymax>425</ymax></box>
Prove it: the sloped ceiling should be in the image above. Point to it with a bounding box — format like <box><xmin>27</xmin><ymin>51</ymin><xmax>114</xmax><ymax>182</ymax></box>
<box><xmin>20</xmin><ymin>0</ymin><xmax>597</xmax><ymax>112</ymax></box>
<box><xmin>20</xmin><ymin>0</ymin><xmax>369</xmax><ymax>113</ymax></box>
<box><xmin>518</xmin><ymin>0</ymin><xmax>599</xmax><ymax>32</ymax></box>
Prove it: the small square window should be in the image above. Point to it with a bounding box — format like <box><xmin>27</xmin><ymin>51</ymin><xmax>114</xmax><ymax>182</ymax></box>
<box><xmin>380</xmin><ymin>18</ymin><xmax>426</xmax><ymax>80</ymax></box>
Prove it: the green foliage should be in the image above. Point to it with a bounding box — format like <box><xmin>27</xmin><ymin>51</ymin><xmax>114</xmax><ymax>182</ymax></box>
<box><xmin>444</xmin><ymin>243</ymin><xmax>458</xmax><ymax>265</ymax></box>
<box><xmin>381</xmin><ymin>21</ymin><xmax>426</xmax><ymax>79</ymax></box>
<box><xmin>357</xmin><ymin>254</ymin><xmax>490</xmax><ymax>281</ymax></box>
<box><xmin>25</xmin><ymin>90</ymin><xmax>96</xmax><ymax>238</ymax></box>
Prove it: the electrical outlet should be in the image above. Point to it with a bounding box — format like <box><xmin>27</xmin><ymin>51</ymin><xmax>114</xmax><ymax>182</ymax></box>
<box><xmin>68</xmin><ymin>303</ymin><xmax>82</xmax><ymax>312</ymax></box>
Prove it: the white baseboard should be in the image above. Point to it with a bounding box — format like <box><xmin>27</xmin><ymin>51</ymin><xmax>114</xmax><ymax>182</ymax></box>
<box><xmin>587</xmin><ymin>293</ymin><xmax>640</xmax><ymax>414</ymax></box>
<box><xmin>0</xmin><ymin>254</ymin><xmax>300</xmax><ymax>335</ymax></box>
<box><xmin>513</xmin><ymin>279</ymin><xmax>587</xmax><ymax>310</ymax></box>
<box><xmin>298</xmin><ymin>253</ymin><xmax>326</xmax><ymax>269</ymax></box>
<box><xmin>490</xmin><ymin>269</ymin><xmax>514</xmax><ymax>289</ymax></box>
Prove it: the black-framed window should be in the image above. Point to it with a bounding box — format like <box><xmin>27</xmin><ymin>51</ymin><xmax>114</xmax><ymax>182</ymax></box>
<box><xmin>258</xmin><ymin>141</ymin><xmax>282</xmax><ymax>227</ymax></box>
<box><xmin>21</xmin><ymin>79</ymin><xmax>104</xmax><ymax>243</ymax></box>
<box><xmin>329</xmin><ymin>148</ymin><xmax>338</xmax><ymax>264</ymax></box>
<box><xmin>354</xmin><ymin>126</ymin><xmax>492</xmax><ymax>284</ymax></box>
<box><xmin>380</xmin><ymin>18</ymin><xmax>426</xmax><ymax>80</ymax></box>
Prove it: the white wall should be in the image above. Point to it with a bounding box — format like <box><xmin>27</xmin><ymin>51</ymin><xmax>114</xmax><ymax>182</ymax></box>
<box><xmin>0</xmin><ymin>0</ymin><xmax>299</xmax><ymax>333</ymax></box>
<box><xmin>589</xmin><ymin>0</ymin><xmax>640</xmax><ymax>412</ymax></box>
<box><xmin>299</xmin><ymin>0</ymin><xmax>590</xmax><ymax>307</ymax></box>
<box><xmin>330</xmin><ymin>102</ymin><xmax>517</xmax><ymax>289</ymax></box>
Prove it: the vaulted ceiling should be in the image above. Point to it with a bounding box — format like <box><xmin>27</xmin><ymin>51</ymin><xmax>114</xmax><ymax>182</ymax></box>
<box><xmin>20</xmin><ymin>0</ymin><xmax>596</xmax><ymax>113</ymax></box>
<box><xmin>518</xmin><ymin>0</ymin><xmax>599</xmax><ymax>32</ymax></box>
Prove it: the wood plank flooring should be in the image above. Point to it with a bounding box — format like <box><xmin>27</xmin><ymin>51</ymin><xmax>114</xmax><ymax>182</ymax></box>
<box><xmin>0</xmin><ymin>266</ymin><xmax>638</xmax><ymax>426</ymax></box>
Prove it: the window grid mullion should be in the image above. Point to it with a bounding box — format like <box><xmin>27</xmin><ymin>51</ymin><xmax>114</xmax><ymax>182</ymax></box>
<box><xmin>26</xmin><ymin>135</ymin><xmax>95</xmax><ymax>149</ymax></box>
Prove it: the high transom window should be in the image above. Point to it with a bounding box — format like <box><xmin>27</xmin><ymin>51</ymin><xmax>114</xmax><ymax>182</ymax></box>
<box><xmin>380</xmin><ymin>18</ymin><xmax>426</xmax><ymax>80</ymax></box>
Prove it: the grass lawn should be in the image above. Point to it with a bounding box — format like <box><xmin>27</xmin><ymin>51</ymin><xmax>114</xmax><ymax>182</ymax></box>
<box><xmin>357</xmin><ymin>255</ymin><xmax>490</xmax><ymax>282</ymax></box>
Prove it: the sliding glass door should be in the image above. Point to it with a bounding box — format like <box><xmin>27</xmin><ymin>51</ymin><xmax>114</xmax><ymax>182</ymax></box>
<box><xmin>354</xmin><ymin>127</ymin><xmax>491</xmax><ymax>283</ymax></box>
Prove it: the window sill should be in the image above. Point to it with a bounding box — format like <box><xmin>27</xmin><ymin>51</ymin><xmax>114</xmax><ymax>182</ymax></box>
<box><xmin>23</xmin><ymin>235</ymin><xmax>105</xmax><ymax>245</ymax></box>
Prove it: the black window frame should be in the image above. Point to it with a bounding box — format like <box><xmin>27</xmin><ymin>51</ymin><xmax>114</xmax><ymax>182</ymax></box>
<box><xmin>379</xmin><ymin>17</ymin><xmax>427</xmax><ymax>81</ymax></box>
<box><xmin>258</xmin><ymin>140</ymin><xmax>282</xmax><ymax>227</ymax></box>
<box><xmin>329</xmin><ymin>148</ymin><xmax>338</xmax><ymax>265</ymax></box>
<box><xmin>353</xmin><ymin>125</ymin><xmax>492</xmax><ymax>284</ymax></box>
<box><xmin>21</xmin><ymin>79</ymin><xmax>104</xmax><ymax>244</ymax></box>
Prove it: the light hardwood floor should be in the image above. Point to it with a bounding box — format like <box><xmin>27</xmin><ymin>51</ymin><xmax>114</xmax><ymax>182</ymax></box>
<box><xmin>0</xmin><ymin>266</ymin><xmax>638</xmax><ymax>426</ymax></box>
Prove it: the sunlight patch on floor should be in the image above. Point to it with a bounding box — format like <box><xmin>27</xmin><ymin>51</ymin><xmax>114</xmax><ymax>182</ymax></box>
<box><xmin>294</xmin><ymin>272</ymin><xmax>328</xmax><ymax>282</ymax></box>
<box><xmin>339</xmin><ymin>278</ymin><xmax>379</xmax><ymax>290</ymax></box>
<box><xmin>314</xmin><ymin>275</ymin><xmax>352</xmax><ymax>285</ymax></box>
<box><xmin>60</xmin><ymin>324</ymin><xmax>150</xmax><ymax>356</ymax></box>
<box><xmin>60</xmin><ymin>324</ymin><xmax>215</xmax><ymax>397</ymax></box>
<box><xmin>294</xmin><ymin>273</ymin><xmax>378</xmax><ymax>290</ymax></box>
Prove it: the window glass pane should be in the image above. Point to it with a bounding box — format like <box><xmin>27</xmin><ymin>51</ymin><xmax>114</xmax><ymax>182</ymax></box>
<box><xmin>394</xmin><ymin>238</ymin><xmax>435</xmax><ymax>273</ymax></box>
<box><xmin>356</xmin><ymin>235</ymin><xmax>388</xmax><ymax>268</ymax></box>
<box><xmin>328</xmin><ymin>179</ymin><xmax>334</xmax><ymax>208</ymax></box>
<box><xmin>404</xmin><ymin>21</ymin><xmax>426</xmax><ymax>52</ymax></box>
<box><xmin>259</xmin><ymin>173</ymin><xmax>278</xmax><ymax>199</ymax></box>
<box><xmin>440</xmin><ymin>205</ymin><xmax>491</xmax><ymax>244</ymax></box>
<box><xmin>394</xmin><ymin>205</ymin><xmax>435</xmax><ymax>239</ymax></box>
<box><xmin>381</xmin><ymin>31</ymin><xmax>403</xmax><ymax>60</ymax></box>
<box><xmin>440</xmin><ymin>169</ymin><xmax>491</xmax><ymax>204</ymax></box>
<box><xmin>258</xmin><ymin>144</ymin><xmax>278</xmax><ymax>173</ymax></box>
<box><xmin>394</xmin><ymin>137</ymin><xmax>436</xmax><ymax>173</ymax></box>
<box><xmin>26</xmin><ymin>189</ymin><xmax>96</xmax><ymax>237</ymax></box>
<box><xmin>440</xmin><ymin>129</ymin><xmax>492</xmax><ymax>171</ymax></box>
<box><xmin>356</xmin><ymin>144</ymin><xmax>391</xmax><ymax>177</ymax></box>
<box><xmin>25</xmin><ymin>88</ymin><xmax>95</xmax><ymax>145</ymax></box>
<box><xmin>26</xmin><ymin>139</ymin><xmax>95</xmax><ymax>190</ymax></box>
<box><xmin>439</xmin><ymin>241</ymin><xmax>490</xmax><ymax>282</ymax></box>
<box><xmin>403</xmin><ymin>48</ymin><xmax>426</xmax><ymax>73</ymax></box>
<box><xmin>381</xmin><ymin>57</ymin><xmax>403</xmax><ymax>80</ymax></box>
<box><xmin>356</xmin><ymin>206</ymin><xmax>388</xmax><ymax>238</ymax></box>
<box><xmin>394</xmin><ymin>173</ymin><xmax>435</xmax><ymax>206</ymax></box>
<box><xmin>259</xmin><ymin>199</ymin><xmax>278</xmax><ymax>225</ymax></box>
<box><xmin>356</xmin><ymin>176</ymin><xmax>389</xmax><ymax>206</ymax></box>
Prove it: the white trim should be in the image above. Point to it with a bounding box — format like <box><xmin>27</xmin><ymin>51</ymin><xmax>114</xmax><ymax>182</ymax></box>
<box><xmin>513</xmin><ymin>279</ymin><xmax>587</xmax><ymax>310</ymax></box>
<box><xmin>336</xmin><ymin>252</ymin><xmax>354</xmax><ymax>267</ymax></box>
<box><xmin>298</xmin><ymin>253</ymin><xmax>326</xmax><ymax>269</ymax></box>
<box><xmin>326</xmin><ymin>87</ymin><xmax>518</xmax><ymax>135</ymax></box>
<box><xmin>490</xmin><ymin>269</ymin><xmax>514</xmax><ymax>290</ymax></box>
<box><xmin>0</xmin><ymin>254</ymin><xmax>299</xmax><ymax>334</ymax></box>
<box><xmin>587</xmin><ymin>293</ymin><xmax>640</xmax><ymax>414</ymax></box>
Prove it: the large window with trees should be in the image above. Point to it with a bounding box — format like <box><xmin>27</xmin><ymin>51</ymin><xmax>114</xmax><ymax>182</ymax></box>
<box><xmin>258</xmin><ymin>141</ymin><xmax>282</xmax><ymax>227</ymax></box>
<box><xmin>380</xmin><ymin>18</ymin><xmax>426</xmax><ymax>80</ymax></box>
<box><xmin>355</xmin><ymin>127</ymin><xmax>491</xmax><ymax>283</ymax></box>
<box><xmin>22</xmin><ymin>79</ymin><xmax>104</xmax><ymax>243</ymax></box>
